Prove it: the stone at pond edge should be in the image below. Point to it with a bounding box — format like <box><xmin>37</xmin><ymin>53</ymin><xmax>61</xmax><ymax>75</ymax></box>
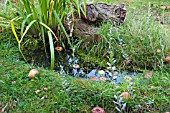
<box><xmin>97</xmin><ymin>70</ymin><xmax>105</xmax><ymax>75</ymax></box>
<box><xmin>92</xmin><ymin>107</ymin><xmax>105</xmax><ymax>113</ymax></box>
<box><xmin>113</xmin><ymin>76</ymin><xmax>118</xmax><ymax>80</ymax></box>
<box><xmin>106</xmin><ymin>67</ymin><xmax>111</xmax><ymax>70</ymax></box>
<box><xmin>124</xmin><ymin>76</ymin><xmax>133</xmax><ymax>81</ymax></box>
<box><xmin>73</xmin><ymin>64</ymin><xmax>80</xmax><ymax>69</ymax></box>
<box><xmin>112</xmin><ymin>71</ymin><xmax>118</xmax><ymax>76</ymax></box>
<box><xmin>99</xmin><ymin>76</ymin><xmax>107</xmax><ymax>82</ymax></box>
<box><xmin>89</xmin><ymin>76</ymin><xmax>97</xmax><ymax>81</ymax></box>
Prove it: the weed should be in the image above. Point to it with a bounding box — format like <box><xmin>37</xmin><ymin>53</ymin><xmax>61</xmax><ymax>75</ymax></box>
<box><xmin>0</xmin><ymin>0</ymin><xmax>170</xmax><ymax>112</ymax></box>
<box><xmin>82</xmin><ymin>1</ymin><xmax>170</xmax><ymax>70</ymax></box>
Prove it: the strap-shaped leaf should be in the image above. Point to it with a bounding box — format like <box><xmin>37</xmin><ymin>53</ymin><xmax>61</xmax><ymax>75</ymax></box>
<box><xmin>48</xmin><ymin>31</ymin><xmax>55</xmax><ymax>69</ymax></box>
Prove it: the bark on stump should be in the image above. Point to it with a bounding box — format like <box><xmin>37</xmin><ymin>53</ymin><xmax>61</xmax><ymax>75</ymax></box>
<box><xmin>64</xmin><ymin>3</ymin><xmax>127</xmax><ymax>47</ymax></box>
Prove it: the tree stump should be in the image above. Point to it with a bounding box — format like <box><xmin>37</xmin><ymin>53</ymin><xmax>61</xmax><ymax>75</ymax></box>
<box><xmin>64</xmin><ymin>2</ymin><xmax>127</xmax><ymax>45</ymax></box>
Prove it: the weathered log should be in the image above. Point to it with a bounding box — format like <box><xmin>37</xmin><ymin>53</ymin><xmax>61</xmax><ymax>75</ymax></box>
<box><xmin>81</xmin><ymin>3</ymin><xmax>126</xmax><ymax>24</ymax></box>
<box><xmin>64</xmin><ymin>3</ymin><xmax>127</xmax><ymax>45</ymax></box>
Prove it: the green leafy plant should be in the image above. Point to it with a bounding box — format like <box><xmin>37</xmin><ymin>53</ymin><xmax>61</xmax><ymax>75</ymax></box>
<box><xmin>0</xmin><ymin>0</ymin><xmax>85</xmax><ymax>69</ymax></box>
<box><xmin>85</xmin><ymin>3</ymin><xmax>167</xmax><ymax>70</ymax></box>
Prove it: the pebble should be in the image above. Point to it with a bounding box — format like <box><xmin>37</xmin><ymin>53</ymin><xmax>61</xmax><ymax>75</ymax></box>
<box><xmin>97</xmin><ymin>70</ymin><xmax>105</xmax><ymax>75</ymax></box>
<box><xmin>73</xmin><ymin>64</ymin><xmax>80</xmax><ymax>69</ymax></box>
<box><xmin>112</xmin><ymin>76</ymin><xmax>117</xmax><ymax>80</ymax></box>
<box><xmin>112</xmin><ymin>71</ymin><xmax>118</xmax><ymax>76</ymax></box>
<box><xmin>124</xmin><ymin>76</ymin><xmax>133</xmax><ymax>81</ymax></box>
<box><xmin>99</xmin><ymin>76</ymin><xmax>107</xmax><ymax>81</ymax></box>
<box><xmin>89</xmin><ymin>76</ymin><xmax>97</xmax><ymax>81</ymax></box>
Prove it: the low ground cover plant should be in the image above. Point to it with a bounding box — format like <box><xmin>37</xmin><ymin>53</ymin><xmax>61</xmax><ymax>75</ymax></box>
<box><xmin>0</xmin><ymin>0</ymin><xmax>170</xmax><ymax>112</ymax></box>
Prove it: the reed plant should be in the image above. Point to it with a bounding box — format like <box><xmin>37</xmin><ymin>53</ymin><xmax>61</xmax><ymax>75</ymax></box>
<box><xmin>0</xmin><ymin>0</ymin><xmax>86</xmax><ymax>69</ymax></box>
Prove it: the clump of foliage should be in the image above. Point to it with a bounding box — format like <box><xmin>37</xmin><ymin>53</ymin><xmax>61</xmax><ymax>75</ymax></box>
<box><xmin>0</xmin><ymin>0</ymin><xmax>86</xmax><ymax>69</ymax></box>
<box><xmin>84</xmin><ymin>2</ymin><xmax>169</xmax><ymax>70</ymax></box>
<box><xmin>0</xmin><ymin>50</ymin><xmax>169</xmax><ymax>112</ymax></box>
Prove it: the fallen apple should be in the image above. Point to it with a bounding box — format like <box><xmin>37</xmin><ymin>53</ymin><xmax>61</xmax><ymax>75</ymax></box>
<box><xmin>28</xmin><ymin>69</ymin><xmax>39</xmax><ymax>79</ymax></box>
<box><xmin>55</xmin><ymin>46</ymin><xmax>63</xmax><ymax>51</ymax></box>
<box><xmin>164</xmin><ymin>56</ymin><xmax>170</xmax><ymax>64</ymax></box>
<box><xmin>120</xmin><ymin>92</ymin><xmax>130</xmax><ymax>99</ymax></box>
<box><xmin>144</xmin><ymin>72</ymin><xmax>153</xmax><ymax>78</ymax></box>
<box><xmin>92</xmin><ymin>107</ymin><xmax>105</xmax><ymax>113</ymax></box>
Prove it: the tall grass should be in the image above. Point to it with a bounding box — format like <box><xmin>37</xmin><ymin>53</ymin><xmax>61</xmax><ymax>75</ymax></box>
<box><xmin>0</xmin><ymin>0</ymin><xmax>83</xmax><ymax>69</ymax></box>
<box><xmin>84</xmin><ymin>2</ymin><xmax>168</xmax><ymax>70</ymax></box>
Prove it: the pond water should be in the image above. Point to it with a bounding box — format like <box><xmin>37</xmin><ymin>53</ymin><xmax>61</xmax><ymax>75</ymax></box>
<box><xmin>22</xmin><ymin>49</ymin><xmax>143</xmax><ymax>84</ymax></box>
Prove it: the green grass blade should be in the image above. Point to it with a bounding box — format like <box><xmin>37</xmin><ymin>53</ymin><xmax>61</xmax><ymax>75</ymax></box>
<box><xmin>39</xmin><ymin>22</ymin><xmax>58</xmax><ymax>42</ymax></box>
<box><xmin>21</xmin><ymin>14</ymin><xmax>33</xmax><ymax>36</ymax></box>
<box><xmin>0</xmin><ymin>24</ymin><xmax>9</xmax><ymax>27</ymax></box>
<box><xmin>0</xmin><ymin>14</ymin><xmax>12</xmax><ymax>20</ymax></box>
<box><xmin>40</xmin><ymin>26</ymin><xmax>48</xmax><ymax>58</ymax></box>
<box><xmin>47</xmin><ymin>31</ymin><xmax>55</xmax><ymax>69</ymax></box>
<box><xmin>75</xmin><ymin>0</ymin><xmax>81</xmax><ymax>17</ymax></box>
<box><xmin>53</xmin><ymin>10</ymin><xmax>72</xmax><ymax>48</ymax></box>
<box><xmin>48</xmin><ymin>0</ymin><xmax>54</xmax><ymax>25</ymax></box>
<box><xmin>20</xmin><ymin>20</ymin><xmax>36</xmax><ymax>43</ymax></box>
<box><xmin>10</xmin><ymin>20</ymin><xmax>29</xmax><ymax>65</ymax></box>
<box><xmin>22</xmin><ymin>0</ymin><xmax>32</xmax><ymax>15</ymax></box>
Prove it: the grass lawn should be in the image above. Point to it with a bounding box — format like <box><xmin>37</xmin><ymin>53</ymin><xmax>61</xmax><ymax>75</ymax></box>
<box><xmin>0</xmin><ymin>0</ymin><xmax>170</xmax><ymax>112</ymax></box>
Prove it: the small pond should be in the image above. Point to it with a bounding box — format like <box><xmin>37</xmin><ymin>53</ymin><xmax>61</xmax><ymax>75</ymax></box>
<box><xmin>22</xmin><ymin>49</ymin><xmax>143</xmax><ymax>84</ymax></box>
